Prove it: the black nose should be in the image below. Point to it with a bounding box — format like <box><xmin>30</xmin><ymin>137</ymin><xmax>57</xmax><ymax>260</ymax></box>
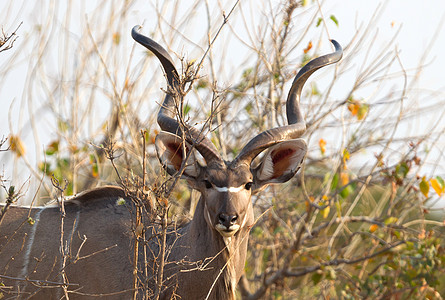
<box><xmin>218</xmin><ymin>213</ymin><xmax>238</xmax><ymax>228</ymax></box>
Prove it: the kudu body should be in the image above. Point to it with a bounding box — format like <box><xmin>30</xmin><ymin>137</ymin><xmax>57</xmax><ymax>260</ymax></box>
<box><xmin>0</xmin><ymin>26</ymin><xmax>342</xmax><ymax>299</ymax></box>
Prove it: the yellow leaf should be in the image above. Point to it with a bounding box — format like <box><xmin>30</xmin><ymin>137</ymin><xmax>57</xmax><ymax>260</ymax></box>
<box><xmin>68</xmin><ymin>144</ymin><xmax>78</xmax><ymax>154</ymax></box>
<box><xmin>27</xmin><ymin>217</ymin><xmax>35</xmax><ymax>226</ymax></box>
<box><xmin>342</xmin><ymin>149</ymin><xmax>350</xmax><ymax>162</ymax></box>
<box><xmin>347</xmin><ymin>100</ymin><xmax>369</xmax><ymax>120</ymax></box>
<box><xmin>90</xmin><ymin>155</ymin><xmax>99</xmax><ymax>178</ymax></box>
<box><xmin>340</xmin><ymin>172</ymin><xmax>349</xmax><ymax>186</ymax></box>
<box><xmin>303</xmin><ymin>41</ymin><xmax>313</xmax><ymax>54</ymax></box>
<box><xmin>369</xmin><ymin>224</ymin><xmax>378</xmax><ymax>233</ymax></box>
<box><xmin>430</xmin><ymin>178</ymin><xmax>444</xmax><ymax>196</ymax></box>
<box><xmin>112</xmin><ymin>32</ymin><xmax>121</xmax><ymax>45</ymax></box>
<box><xmin>306</xmin><ymin>196</ymin><xmax>315</xmax><ymax>212</ymax></box>
<box><xmin>357</xmin><ymin>104</ymin><xmax>369</xmax><ymax>120</ymax></box>
<box><xmin>384</xmin><ymin>217</ymin><xmax>398</xmax><ymax>225</ymax></box>
<box><xmin>188</xmin><ymin>58</ymin><xmax>197</xmax><ymax>66</ymax></box>
<box><xmin>347</xmin><ymin>102</ymin><xmax>359</xmax><ymax>116</ymax></box>
<box><xmin>9</xmin><ymin>135</ymin><xmax>26</xmax><ymax>157</ymax></box>
<box><xmin>319</xmin><ymin>139</ymin><xmax>326</xmax><ymax>155</ymax></box>
<box><xmin>322</xmin><ymin>205</ymin><xmax>330</xmax><ymax>219</ymax></box>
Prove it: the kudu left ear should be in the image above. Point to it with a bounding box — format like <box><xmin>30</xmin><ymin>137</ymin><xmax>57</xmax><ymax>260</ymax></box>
<box><xmin>155</xmin><ymin>132</ymin><xmax>201</xmax><ymax>179</ymax></box>
<box><xmin>252</xmin><ymin>139</ymin><xmax>307</xmax><ymax>190</ymax></box>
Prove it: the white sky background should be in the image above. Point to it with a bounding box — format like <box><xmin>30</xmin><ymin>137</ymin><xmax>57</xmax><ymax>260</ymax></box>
<box><xmin>0</xmin><ymin>0</ymin><xmax>444</xmax><ymax>203</ymax></box>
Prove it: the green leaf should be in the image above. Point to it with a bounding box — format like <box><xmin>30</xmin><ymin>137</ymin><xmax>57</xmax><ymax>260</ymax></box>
<box><xmin>116</xmin><ymin>198</ymin><xmax>126</xmax><ymax>206</ymax></box>
<box><xmin>144</xmin><ymin>130</ymin><xmax>150</xmax><ymax>143</ymax></box>
<box><xmin>330</xmin><ymin>15</ymin><xmax>339</xmax><ymax>27</ymax></box>
<box><xmin>326</xmin><ymin>267</ymin><xmax>337</xmax><ymax>280</ymax></box>
<box><xmin>331</xmin><ymin>173</ymin><xmax>339</xmax><ymax>191</ymax></box>
<box><xmin>311</xmin><ymin>272</ymin><xmax>323</xmax><ymax>285</ymax></box>
<box><xmin>57</xmin><ymin>120</ymin><xmax>69</xmax><ymax>133</ymax></box>
<box><xmin>57</xmin><ymin>158</ymin><xmax>70</xmax><ymax>169</ymax></box>
<box><xmin>395</xmin><ymin>162</ymin><xmax>409</xmax><ymax>179</ymax></box>
<box><xmin>274</xmin><ymin>226</ymin><xmax>284</xmax><ymax>235</ymax></box>
<box><xmin>252</xmin><ymin>226</ymin><xmax>263</xmax><ymax>237</ymax></box>
<box><xmin>301</xmin><ymin>53</ymin><xmax>312</xmax><ymax>66</ymax></box>
<box><xmin>419</xmin><ymin>178</ymin><xmax>430</xmax><ymax>197</ymax></box>
<box><xmin>316</xmin><ymin>18</ymin><xmax>322</xmax><ymax>27</ymax></box>
<box><xmin>38</xmin><ymin>162</ymin><xmax>52</xmax><ymax>175</ymax></box>
<box><xmin>335</xmin><ymin>201</ymin><xmax>342</xmax><ymax>217</ymax></box>
<box><xmin>242</xmin><ymin>67</ymin><xmax>253</xmax><ymax>78</ymax></box>
<box><xmin>384</xmin><ymin>217</ymin><xmax>398</xmax><ymax>225</ymax></box>
<box><xmin>65</xmin><ymin>182</ymin><xmax>73</xmax><ymax>196</ymax></box>
<box><xmin>196</xmin><ymin>79</ymin><xmax>208</xmax><ymax>90</ymax></box>
<box><xmin>406</xmin><ymin>268</ymin><xmax>418</xmax><ymax>279</ymax></box>
<box><xmin>311</xmin><ymin>83</ymin><xmax>320</xmax><ymax>95</ymax></box>
<box><xmin>340</xmin><ymin>185</ymin><xmax>353</xmax><ymax>199</ymax></box>
<box><xmin>357</xmin><ymin>103</ymin><xmax>369</xmax><ymax>120</ymax></box>
<box><xmin>45</xmin><ymin>140</ymin><xmax>59</xmax><ymax>156</ymax></box>
<box><xmin>184</xmin><ymin>104</ymin><xmax>191</xmax><ymax>116</ymax></box>
<box><xmin>245</xmin><ymin>102</ymin><xmax>253</xmax><ymax>114</ymax></box>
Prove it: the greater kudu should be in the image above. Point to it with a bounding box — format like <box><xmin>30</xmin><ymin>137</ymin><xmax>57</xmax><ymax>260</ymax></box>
<box><xmin>0</xmin><ymin>26</ymin><xmax>342</xmax><ymax>299</ymax></box>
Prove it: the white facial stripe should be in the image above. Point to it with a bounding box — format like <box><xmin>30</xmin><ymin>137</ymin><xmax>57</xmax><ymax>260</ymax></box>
<box><xmin>214</xmin><ymin>185</ymin><xmax>244</xmax><ymax>193</ymax></box>
<box><xmin>241</xmin><ymin>201</ymin><xmax>252</xmax><ymax>228</ymax></box>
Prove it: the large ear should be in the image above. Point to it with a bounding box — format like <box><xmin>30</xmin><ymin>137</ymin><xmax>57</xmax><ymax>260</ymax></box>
<box><xmin>155</xmin><ymin>132</ymin><xmax>201</xmax><ymax>179</ymax></box>
<box><xmin>252</xmin><ymin>139</ymin><xmax>307</xmax><ymax>190</ymax></box>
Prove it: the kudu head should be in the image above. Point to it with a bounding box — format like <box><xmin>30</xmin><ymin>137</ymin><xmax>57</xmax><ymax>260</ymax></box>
<box><xmin>131</xmin><ymin>26</ymin><xmax>342</xmax><ymax>240</ymax></box>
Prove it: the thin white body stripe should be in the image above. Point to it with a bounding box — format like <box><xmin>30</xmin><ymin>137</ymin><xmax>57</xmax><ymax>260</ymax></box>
<box><xmin>66</xmin><ymin>210</ymin><xmax>81</xmax><ymax>249</ymax></box>
<box><xmin>20</xmin><ymin>207</ymin><xmax>45</xmax><ymax>280</ymax></box>
<box><xmin>214</xmin><ymin>186</ymin><xmax>243</xmax><ymax>193</ymax></box>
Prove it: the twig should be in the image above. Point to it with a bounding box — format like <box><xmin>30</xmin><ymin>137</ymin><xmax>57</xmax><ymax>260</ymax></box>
<box><xmin>0</xmin><ymin>274</ymin><xmax>79</xmax><ymax>287</ymax></box>
<box><xmin>0</xmin><ymin>22</ymin><xmax>22</xmax><ymax>53</ymax></box>
<box><xmin>188</xmin><ymin>0</ymin><xmax>241</xmax><ymax>93</ymax></box>
<box><xmin>51</xmin><ymin>176</ymin><xmax>70</xmax><ymax>299</ymax></box>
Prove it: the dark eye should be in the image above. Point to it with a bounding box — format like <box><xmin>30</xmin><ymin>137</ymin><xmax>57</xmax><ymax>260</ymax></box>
<box><xmin>245</xmin><ymin>182</ymin><xmax>253</xmax><ymax>190</ymax></box>
<box><xmin>204</xmin><ymin>180</ymin><xmax>213</xmax><ymax>189</ymax></box>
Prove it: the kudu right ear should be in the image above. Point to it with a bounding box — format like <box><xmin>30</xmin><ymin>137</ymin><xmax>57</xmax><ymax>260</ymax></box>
<box><xmin>155</xmin><ymin>132</ymin><xmax>201</xmax><ymax>179</ymax></box>
<box><xmin>252</xmin><ymin>139</ymin><xmax>307</xmax><ymax>190</ymax></box>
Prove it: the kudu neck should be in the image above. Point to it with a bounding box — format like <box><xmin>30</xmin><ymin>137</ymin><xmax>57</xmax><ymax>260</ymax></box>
<box><xmin>186</xmin><ymin>196</ymin><xmax>249</xmax><ymax>300</ymax></box>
